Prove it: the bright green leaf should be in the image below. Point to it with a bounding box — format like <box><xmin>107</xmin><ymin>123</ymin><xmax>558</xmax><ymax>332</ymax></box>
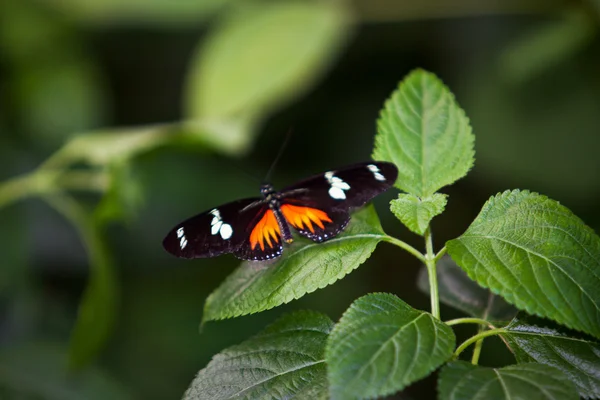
<box><xmin>0</xmin><ymin>342</ymin><xmax>131</xmax><ymax>400</ymax></box>
<box><xmin>184</xmin><ymin>311</ymin><xmax>332</xmax><ymax>400</ymax></box>
<box><xmin>447</xmin><ymin>190</ymin><xmax>600</xmax><ymax>338</ymax></box>
<box><xmin>439</xmin><ymin>361</ymin><xmax>579</xmax><ymax>400</ymax></box>
<box><xmin>186</xmin><ymin>1</ymin><xmax>351</xmax><ymax>123</ymax></box>
<box><xmin>203</xmin><ymin>206</ymin><xmax>385</xmax><ymax>322</ymax></box>
<box><xmin>417</xmin><ymin>256</ymin><xmax>516</xmax><ymax>321</ymax></box>
<box><xmin>373</xmin><ymin>69</ymin><xmax>474</xmax><ymax>197</ymax></box>
<box><xmin>503</xmin><ymin>315</ymin><xmax>600</xmax><ymax>398</ymax></box>
<box><xmin>326</xmin><ymin>293</ymin><xmax>455</xmax><ymax>399</ymax></box>
<box><xmin>390</xmin><ymin>193</ymin><xmax>447</xmax><ymax>235</ymax></box>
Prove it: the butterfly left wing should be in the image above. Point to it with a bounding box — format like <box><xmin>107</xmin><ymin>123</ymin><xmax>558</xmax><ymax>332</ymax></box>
<box><xmin>279</xmin><ymin>161</ymin><xmax>398</xmax><ymax>242</ymax></box>
<box><xmin>163</xmin><ymin>198</ymin><xmax>267</xmax><ymax>259</ymax></box>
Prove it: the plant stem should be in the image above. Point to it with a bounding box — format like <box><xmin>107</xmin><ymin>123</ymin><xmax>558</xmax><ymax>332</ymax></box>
<box><xmin>0</xmin><ymin>170</ymin><xmax>108</xmax><ymax>212</ymax></box>
<box><xmin>424</xmin><ymin>226</ymin><xmax>440</xmax><ymax>319</ymax></box>
<box><xmin>0</xmin><ymin>171</ymin><xmax>58</xmax><ymax>210</ymax></box>
<box><xmin>57</xmin><ymin>170</ymin><xmax>109</xmax><ymax>192</ymax></box>
<box><xmin>453</xmin><ymin>328</ymin><xmax>506</xmax><ymax>359</ymax></box>
<box><xmin>445</xmin><ymin>317</ymin><xmax>493</xmax><ymax>327</ymax></box>
<box><xmin>471</xmin><ymin>327</ymin><xmax>484</xmax><ymax>365</ymax></box>
<box><xmin>382</xmin><ymin>235</ymin><xmax>426</xmax><ymax>263</ymax></box>
<box><xmin>434</xmin><ymin>246</ymin><xmax>447</xmax><ymax>262</ymax></box>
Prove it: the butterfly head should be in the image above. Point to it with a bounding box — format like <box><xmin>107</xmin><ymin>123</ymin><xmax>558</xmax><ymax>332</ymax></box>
<box><xmin>260</xmin><ymin>183</ymin><xmax>276</xmax><ymax>199</ymax></box>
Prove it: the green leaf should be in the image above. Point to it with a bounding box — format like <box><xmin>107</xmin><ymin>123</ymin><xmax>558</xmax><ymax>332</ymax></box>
<box><xmin>48</xmin><ymin>125</ymin><xmax>170</xmax><ymax>167</ymax></box>
<box><xmin>184</xmin><ymin>311</ymin><xmax>332</xmax><ymax>400</ymax></box>
<box><xmin>447</xmin><ymin>190</ymin><xmax>600</xmax><ymax>338</ymax></box>
<box><xmin>373</xmin><ymin>69</ymin><xmax>474</xmax><ymax>197</ymax></box>
<box><xmin>439</xmin><ymin>361</ymin><xmax>579</xmax><ymax>400</ymax></box>
<box><xmin>503</xmin><ymin>315</ymin><xmax>600</xmax><ymax>398</ymax></box>
<box><xmin>326</xmin><ymin>293</ymin><xmax>455</xmax><ymax>399</ymax></box>
<box><xmin>203</xmin><ymin>205</ymin><xmax>385</xmax><ymax>322</ymax></box>
<box><xmin>186</xmin><ymin>1</ymin><xmax>351</xmax><ymax>124</ymax></box>
<box><xmin>390</xmin><ymin>193</ymin><xmax>447</xmax><ymax>235</ymax></box>
<box><xmin>417</xmin><ymin>256</ymin><xmax>516</xmax><ymax>321</ymax></box>
<box><xmin>0</xmin><ymin>342</ymin><xmax>131</xmax><ymax>400</ymax></box>
<box><xmin>49</xmin><ymin>120</ymin><xmax>260</xmax><ymax>169</ymax></box>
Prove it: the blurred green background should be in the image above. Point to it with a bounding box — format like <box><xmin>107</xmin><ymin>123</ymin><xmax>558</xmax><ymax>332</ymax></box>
<box><xmin>1</xmin><ymin>0</ymin><xmax>599</xmax><ymax>398</ymax></box>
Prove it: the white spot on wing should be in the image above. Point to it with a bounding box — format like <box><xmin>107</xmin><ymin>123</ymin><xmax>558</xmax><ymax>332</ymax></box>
<box><xmin>329</xmin><ymin>186</ymin><xmax>347</xmax><ymax>200</ymax></box>
<box><xmin>325</xmin><ymin>171</ymin><xmax>350</xmax><ymax>200</ymax></box>
<box><xmin>368</xmin><ymin>164</ymin><xmax>386</xmax><ymax>181</ymax></box>
<box><xmin>211</xmin><ymin>221</ymin><xmax>222</xmax><ymax>235</ymax></box>
<box><xmin>208</xmin><ymin>208</ymin><xmax>232</xmax><ymax>240</ymax></box>
<box><xmin>177</xmin><ymin>227</ymin><xmax>188</xmax><ymax>249</ymax></box>
<box><xmin>219</xmin><ymin>224</ymin><xmax>233</xmax><ymax>239</ymax></box>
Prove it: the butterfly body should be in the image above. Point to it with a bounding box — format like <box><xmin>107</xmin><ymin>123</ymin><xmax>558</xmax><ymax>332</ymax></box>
<box><xmin>163</xmin><ymin>162</ymin><xmax>397</xmax><ymax>261</ymax></box>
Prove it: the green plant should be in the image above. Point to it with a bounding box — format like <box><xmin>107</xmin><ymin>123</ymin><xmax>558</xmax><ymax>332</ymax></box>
<box><xmin>182</xmin><ymin>69</ymin><xmax>599</xmax><ymax>399</ymax></box>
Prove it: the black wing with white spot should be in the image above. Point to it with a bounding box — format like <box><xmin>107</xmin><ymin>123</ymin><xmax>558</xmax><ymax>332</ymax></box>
<box><xmin>280</xmin><ymin>162</ymin><xmax>398</xmax><ymax>211</ymax></box>
<box><xmin>279</xmin><ymin>161</ymin><xmax>398</xmax><ymax>242</ymax></box>
<box><xmin>162</xmin><ymin>198</ymin><xmax>267</xmax><ymax>259</ymax></box>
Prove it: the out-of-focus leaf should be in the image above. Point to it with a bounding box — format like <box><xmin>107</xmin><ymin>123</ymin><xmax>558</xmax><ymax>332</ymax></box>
<box><xmin>203</xmin><ymin>206</ymin><xmax>385</xmax><ymax>322</ymax></box>
<box><xmin>326</xmin><ymin>293</ymin><xmax>455</xmax><ymax>399</ymax></box>
<box><xmin>447</xmin><ymin>190</ymin><xmax>600</xmax><ymax>338</ymax></box>
<box><xmin>40</xmin><ymin>0</ymin><xmax>232</xmax><ymax>26</ymax></box>
<box><xmin>0</xmin><ymin>342</ymin><xmax>131</xmax><ymax>399</ymax></box>
<box><xmin>503</xmin><ymin>315</ymin><xmax>600</xmax><ymax>398</ymax></box>
<box><xmin>0</xmin><ymin>0</ymin><xmax>72</xmax><ymax>62</ymax></box>
<box><xmin>180</xmin><ymin>119</ymin><xmax>255</xmax><ymax>156</ymax></box>
<box><xmin>48</xmin><ymin>126</ymin><xmax>170</xmax><ymax>167</ymax></box>
<box><xmin>390</xmin><ymin>193</ymin><xmax>447</xmax><ymax>235</ymax></box>
<box><xmin>439</xmin><ymin>361</ymin><xmax>579</xmax><ymax>400</ymax></box>
<box><xmin>186</xmin><ymin>0</ymin><xmax>351</xmax><ymax>142</ymax></box>
<box><xmin>373</xmin><ymin>69</ymin><xmax>474</xmax><ymax>197</ymax></box>
<box><xmin>49</xmin><ymin>120</ymin><xmax>253</xmax><ymax>168</ymax></box>
<box><xmin>14</xmin><ymin>62</ymin><xmax>106</xmax><ymax>146</ymax></box>
<box><xmin>500</xmin><ymin>9</ymin><xmax>596</xmax><ymax>82</ymax></box>
<box><xmin>43</xmin><ymin>194</ymin><xmax>118</xmax><ymax>368</ymax></box>
<box><xmin>184</xmin><ymin>311</ymin><xmax>332</xmax><ymax>400</ymax></box>
<box><xmin>0</xmin><ymin>0</ymin><xmax>107</xmax><ymax>147</ymax></box>
<box><xmin>94</xmin><ymin>161</ymin><xmax>142</xmax><ymax>225</ymax></box>
<box><xmin>417</xmin><ymin>255</ymin><xmax>516</xmax><ymax>321</ymax></box>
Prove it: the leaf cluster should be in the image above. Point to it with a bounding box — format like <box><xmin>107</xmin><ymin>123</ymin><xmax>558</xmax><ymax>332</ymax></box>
<box><xmin>185</xmin><ymin>70</ymin><xmax>600</xmax><ymax>399</ymax></box>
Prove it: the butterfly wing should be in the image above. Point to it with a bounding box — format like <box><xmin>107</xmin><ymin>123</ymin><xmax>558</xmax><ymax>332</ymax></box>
<box><xmin>163</xmin><ymin>198</ymin><xmax>267</xmax><ymax>259</ymax></box>
<box><xmin>233</xmin><ymin>208</ymin><xmax>285</xmax><ymax>261</ymax></box>
<box><xmin>280</xmin><ymin>161</ymin><xmax>397</xmax><ymax>242</ymax></box>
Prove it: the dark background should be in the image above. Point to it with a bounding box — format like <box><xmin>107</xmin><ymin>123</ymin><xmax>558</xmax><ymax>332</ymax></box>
<box><xmin>1</xmin><ymin>0</ymin><xmax>599</xmax><ymax>398</ymax></box>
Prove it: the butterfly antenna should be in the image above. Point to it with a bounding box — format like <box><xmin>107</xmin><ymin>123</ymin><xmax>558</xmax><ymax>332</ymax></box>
<box><xmin>229</xmin><ymin>160</ymin><xmax>262</xmax><ymax>184</ymax></box>
<box><xmin>264</xmin><ymin>129</ymin><xmax>293</xmax><ymax>183</ymax></box>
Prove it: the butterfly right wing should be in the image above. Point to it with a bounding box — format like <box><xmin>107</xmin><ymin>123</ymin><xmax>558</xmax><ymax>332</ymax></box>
<box><xmin>163</xmin><ymin>198</ymin><xmax>266</xmax><ymax>259</ymax></box>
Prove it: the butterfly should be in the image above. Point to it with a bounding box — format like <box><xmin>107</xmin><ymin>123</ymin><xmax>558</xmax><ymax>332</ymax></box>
<box><xmin>163</xmin><ymin>161</ymin><xmax>398</xmax><ymax>261</ymax></box>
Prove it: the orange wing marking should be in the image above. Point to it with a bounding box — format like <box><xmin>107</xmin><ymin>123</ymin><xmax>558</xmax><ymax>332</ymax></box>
<box><xmin>281</xmin><ymin>204</ymin><xmax>332</xmax><ymax>234</ymax></box>
<box><xmin>250</xmin><ymin>210</ymin><xmax>281</xmax><ymax>251</ymax></box>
